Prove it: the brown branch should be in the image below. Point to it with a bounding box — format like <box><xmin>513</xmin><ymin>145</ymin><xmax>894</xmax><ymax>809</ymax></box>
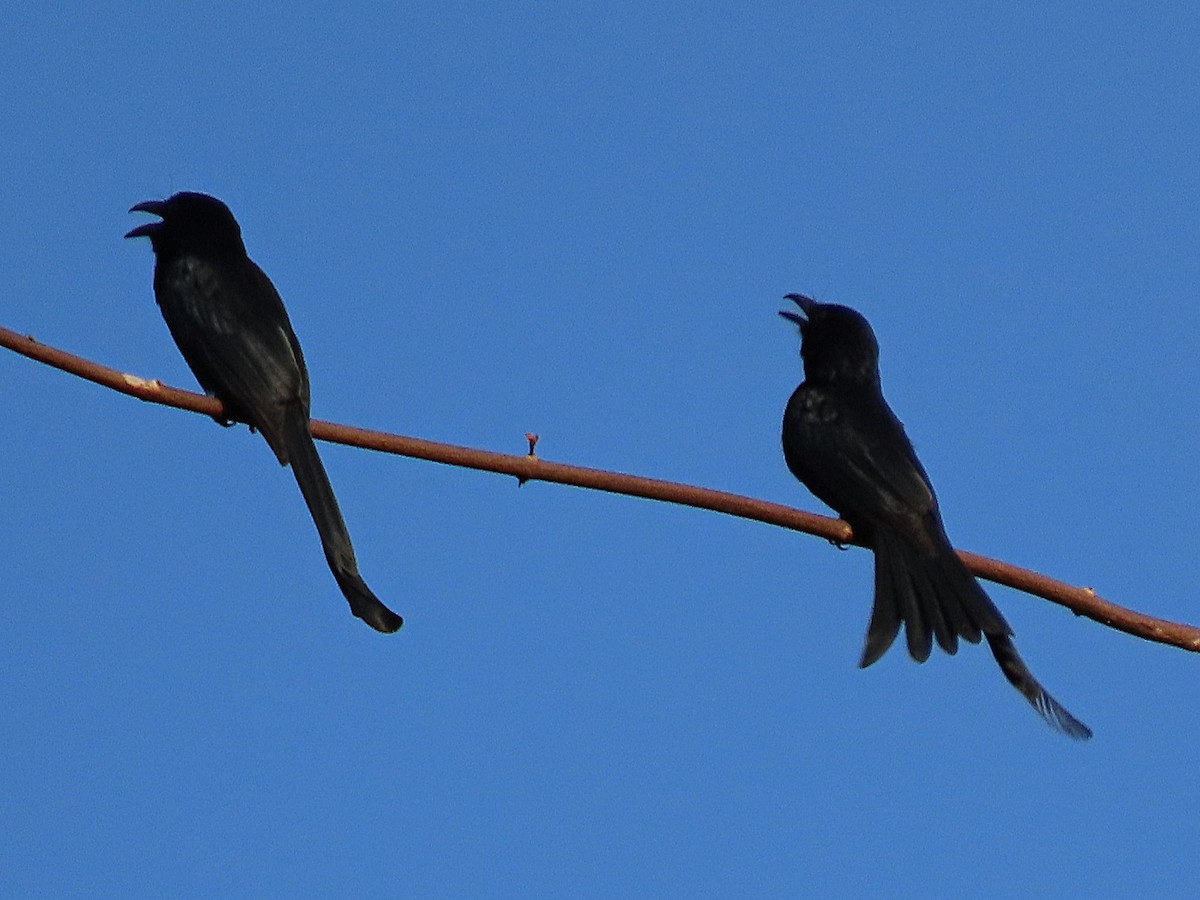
<box><xmin>4</xmin><ymin>322</ymin><xmax>1197</xmax><ymax>653</ymax></box>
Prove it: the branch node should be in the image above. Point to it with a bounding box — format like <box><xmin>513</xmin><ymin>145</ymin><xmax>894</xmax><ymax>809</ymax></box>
<box><xmin>516</xmin><ymin>432</ymin><xmax>540</xmax><ymax>486</ymax></box>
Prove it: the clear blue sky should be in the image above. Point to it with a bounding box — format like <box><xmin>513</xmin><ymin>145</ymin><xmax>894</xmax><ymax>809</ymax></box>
<box><xmin>2</xmin><ymin>3</ymin><xmax>1196</xmax><ymax>897</ymax></box>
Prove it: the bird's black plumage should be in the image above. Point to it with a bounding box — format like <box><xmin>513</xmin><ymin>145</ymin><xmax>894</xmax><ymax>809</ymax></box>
<box><xmin>780</xmin><ymin>293</ymin><xmax>1089</xmax><ymax>739</ymax></box>
<box><xmin>127</xmin><ymin>191</ymin><xmax>402</xmax><ymax>633</ymax></box>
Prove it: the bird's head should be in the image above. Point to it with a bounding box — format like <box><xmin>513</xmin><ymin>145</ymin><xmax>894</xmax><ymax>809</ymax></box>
<box><xmin>779</xmin><ymin>293</ymin><xmax>881</xmax><ymax>385</ymax></box>
<box><xmin>125</xmin><ymin>191</ymin><xmax>245</xmax><ymax>255</ymax></box>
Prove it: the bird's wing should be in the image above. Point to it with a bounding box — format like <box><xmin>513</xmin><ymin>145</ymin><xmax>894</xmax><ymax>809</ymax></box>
<box><xmin>784</xmin><ymin>384</ymin><xmax>937</xmax><ymax>535</ymax></box>
<box><xmin>155</xmin><ymin>255</ymin><xmax>307</xmax><ymax>462</ymax></box>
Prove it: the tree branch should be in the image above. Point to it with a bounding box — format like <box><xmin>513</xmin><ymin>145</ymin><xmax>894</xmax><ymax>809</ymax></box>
<box><xmin>3</xmin><ymin>322</ymin><xmax>1196</xmax><ymax>653</ymax></box>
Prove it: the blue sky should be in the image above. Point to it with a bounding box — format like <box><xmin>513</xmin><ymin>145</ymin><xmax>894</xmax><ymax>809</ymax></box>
<box><xmin>2</xmin><ymin>3</ymin><xmax>1197</xmax><ymax>896</ymax></box>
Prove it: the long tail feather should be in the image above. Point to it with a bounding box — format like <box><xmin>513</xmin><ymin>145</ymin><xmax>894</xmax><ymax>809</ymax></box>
<box><xmin>986</xmin><ymin>634</ymin><xmax>1092</xmax><ymax>740</ymax></box>
<box><xmin>282</xmin><ymin>407</ymin><xmax>403</xmax><ymax>633</ymax></box>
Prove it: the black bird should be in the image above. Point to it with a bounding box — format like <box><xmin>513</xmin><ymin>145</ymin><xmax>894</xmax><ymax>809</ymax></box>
<box><xmin>779</xmin><ymin>293</ymin><xmax>1089</xmax><ymax>739</ymax></box>
<box><xmin>127</xmin><ymin>191</ymin><xmax>402</xmax><ymax>633</ymax></box>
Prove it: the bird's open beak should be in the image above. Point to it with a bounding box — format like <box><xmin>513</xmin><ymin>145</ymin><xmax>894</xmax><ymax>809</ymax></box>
<box><xmin>125</xmin><ymin>200</ymin><xmax>166</xmax><ymax>239</ymax></box>
<box><xmin>778</xmin><ymin>292</ymin><xmax>815</xmax><ymax>328</ymax></box>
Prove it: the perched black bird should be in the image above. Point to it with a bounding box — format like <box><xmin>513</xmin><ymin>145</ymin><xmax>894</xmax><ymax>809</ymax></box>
<box><xmin>779</xmin><ymin>293</ymin><xmax>1089</xmax><ymax>739</ymax></box>
<box><xmin>126</xmin><ymin>192</ymin><xmax>402</xmax><ymax>633</ymax></box>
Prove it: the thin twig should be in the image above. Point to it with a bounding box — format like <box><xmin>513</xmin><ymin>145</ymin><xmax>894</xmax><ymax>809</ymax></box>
<box><xmin>3</xmin><ymin>322</ymin><xmax>1197</xmax><ymax>653</ymax></box>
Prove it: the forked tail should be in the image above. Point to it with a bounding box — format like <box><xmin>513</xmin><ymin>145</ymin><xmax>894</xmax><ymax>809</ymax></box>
<box><xmin>866</xmin><ymin>528</ymin><xmax>1089</xmax><ymax>739</ymax></box>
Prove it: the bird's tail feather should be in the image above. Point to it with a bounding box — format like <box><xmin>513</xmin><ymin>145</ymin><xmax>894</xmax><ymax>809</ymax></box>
<box><xmin>864</xmin><ymin>528</ymin><xmax>1089</xmax><ymax>739</ymax></box>
<box><xmin>863</xmin><ymin>527</ymin><xmax>1002</xmax><ymax>667</ymax></box>
<box><xmin>282</xmin><ymin>408</ymin><xmax>403</xmax><ymax>633</ymax></box>
<box><xmin>985</xmin><ymin>633</ymin><xmax>1092</xmax><ymax>740</ymax></box>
